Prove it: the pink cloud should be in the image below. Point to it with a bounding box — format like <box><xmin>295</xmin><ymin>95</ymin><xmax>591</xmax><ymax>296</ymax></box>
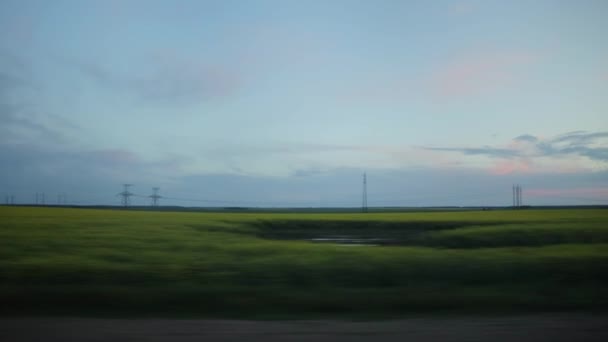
<box><xmin>431</xmin><ymin>51</ymin><xmax>538</xmax><ymax>98</ymax></box>
<box><xmin>337</xmin><ymin>50</ymin><xmax>541</xmax><ymax>103</ymax></box>
<box><xmin>489</xmin><ymin>159</ymin><xmax>532</xmax><ymax>175</ymax></box>
<box><xmin>489</xmin><ymin>159</ymin><xmax>589</xmax><ymax>175</ymax></box>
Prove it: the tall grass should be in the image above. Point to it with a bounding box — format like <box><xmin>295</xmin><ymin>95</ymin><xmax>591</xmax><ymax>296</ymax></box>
<box><xmin>1</xmin><ymin>206</ymin><xmax>607</xmax><ymax>317</ymax></box>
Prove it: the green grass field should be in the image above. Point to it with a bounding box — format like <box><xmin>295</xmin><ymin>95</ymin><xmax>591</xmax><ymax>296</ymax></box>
<box><xmin>1</xmin><ymin>206</ymin><xmax>607</xmax><ymax>317</ymax></box>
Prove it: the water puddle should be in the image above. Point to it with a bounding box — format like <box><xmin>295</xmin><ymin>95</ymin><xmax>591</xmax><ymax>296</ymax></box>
<box><xmin>308</xmin><ymin>236</ymin><xmax>394</xmax><ymax>246</ymax></box>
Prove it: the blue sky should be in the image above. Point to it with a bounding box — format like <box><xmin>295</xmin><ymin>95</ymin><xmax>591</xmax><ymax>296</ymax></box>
<box><xmin>1</xmin><ymin>0</ymin><xmax>607</xmax><ymax>206</ymax></box>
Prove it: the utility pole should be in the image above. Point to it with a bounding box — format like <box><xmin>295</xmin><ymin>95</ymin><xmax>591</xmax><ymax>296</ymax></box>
<box><xmin>362</xmin><ymin>172</ymin><xmax>368</xmax><ymax>213</ymax></box>
<box><xmin>150</xmin><ymin>187</ymin><xmax>161</xmax><ymax>207</ymax></box>
<box><xmin>119</xmin><ymin>184</ymin><xmax>134</xmax><ymax>207</ymax></box>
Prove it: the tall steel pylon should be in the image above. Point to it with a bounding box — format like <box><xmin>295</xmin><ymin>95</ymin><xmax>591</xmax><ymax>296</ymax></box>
<box><xmin>34</xmin><ymin>192</ymin><xmax>45</xmax><ymax>205</ymax></box>
<box><xmin>362</xmin><ymin>172</ymin><xmax>368</xmax><ymax>212</ymax></box>
<box><xmin>512</xmin><ymin>185</ymin><xmax>516</xmax><ymax>207</ymax></box>
<box><xmin>518</xmin><ymin>185</ymin><xmax>523</xmax><ymax>207</ymax></box>
<box><xmin>119</xmin><ymin>184</ymin><xmax>134</xmax><ymax>207</ymax></box>
<box><xmin>150</xmin><ymin>187</ymin><xmax>161</xmax><ymax>207</ymax></box>
<box><xmin>512</xmin><ymin>184</ymin><xmax>523</xmax><ymax>208</ymax></box>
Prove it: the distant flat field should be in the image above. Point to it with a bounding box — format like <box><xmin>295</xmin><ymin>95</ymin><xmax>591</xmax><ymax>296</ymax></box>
<box><xmin>1</xmin><ymin>206</ymin><xmax>607</xmax><ymax>317</ymax></box>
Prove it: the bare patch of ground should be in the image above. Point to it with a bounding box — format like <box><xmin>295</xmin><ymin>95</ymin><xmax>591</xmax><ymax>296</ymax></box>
<box><xmin>1</xmin><ymin>314</ymin><xmax>607</xmax><ymax>342</ymax></box>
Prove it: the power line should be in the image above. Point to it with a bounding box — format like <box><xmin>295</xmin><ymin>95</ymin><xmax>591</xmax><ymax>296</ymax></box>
<box><xmin>134</xmin><ymin>193</ymin><xmax>333</xmax><ymax>207</ymax></box>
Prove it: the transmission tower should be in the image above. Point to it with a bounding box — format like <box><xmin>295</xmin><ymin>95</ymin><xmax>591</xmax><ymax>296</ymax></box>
<box><xmin>518</xmin><ymin>185</ymin><xmax>523</xmax><ymax>207</ymax></box>
<box><xmin>512</xmin><ymin>185</ymin><xmax>516</xmax><ymax>207</ymax></box>
<box><xmin>56</xmin><ymin>193</ymin><xmax>67</xmax><ymax>205</ymax></box>
<box><xmin>362</xmin><ymin>172</ymin><xmax>368</xmax><ymax>212</ymax></box>
<box><xmin>119</xmin><ymin>184</ymin><xmax>134</xmax><ymax>207</ymax></box>
<box><xmin>512</xmin><ymin>184</ymin><xmax>523</xmax><ymax>208</ymax></box>
<box><xmin>149</xmin><ymin>187</ymin><xmax>161</xmax><ymax>207</ymax></box>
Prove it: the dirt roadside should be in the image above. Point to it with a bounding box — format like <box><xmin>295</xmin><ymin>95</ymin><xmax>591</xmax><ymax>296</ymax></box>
<box><xmin>1</xmin><ymin>314</ymin><xmax>607</xmax><ymax>342</ymax></box>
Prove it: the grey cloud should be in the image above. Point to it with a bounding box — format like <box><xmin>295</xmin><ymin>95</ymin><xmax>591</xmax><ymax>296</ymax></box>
<box><xmin>0</xmin><ymin>50</ymin><xmax>38</xmax><ymax>95</ymax></box>
<box><xmin>292</xmin><ymin>168</ymin><xmax>328</xmax><ymax>178</ymax></box>
<box><xmin>0</xmin><ymin>54</ymin><xmax>74</xmax><ymax>144</ymax></box>
<box><xmin>70</xmin><ymin>60</ymin><xmax>116</xmax><ymax>86</ymax></box>
<box><xmin>0</xmin><ymin>60</ymin><xmax>29</xmax><ymax>96</ymax></box>
<box><xmin>0</xmin><ymin>71</ymin><xmax>27</xmax><ymax>92</ymax></box>
<box><xmin>0</xmin><ymin>111</ymin><xmax>61</xmax><ymax>142</ymax></box>
<box><xmin>201</xmin><ymin>142</ymin><xmax>365</xmax><ymax>159</ymax></box>
<box><xmin>70</xmin><ymin>58</ymin><xmax>241</xmax><ymax>105</ymax></box>
<box><xmin>539</xmin><ymin>131</ymin><xmax>608</xmax><ymax>161</ymax></box>
<box><xmin>0</xmin><ymin>142</ymin><xmax>184</xmax><ymax>204</ymax></box>
<box><xmin>424</xmin><ymin>131</ymin><xmax>608</xmax><ymax>162</ymax></box>
<box><xmin>550</xmin><ymin>131</ymin><xmax>608</xmax><ymax>146</ymax></box>
<box><xmin>423</xmin><ymin>146</ymin><xmax>520</xmax><ymax>158</ymax></box>
<box><xmin>560</xmin><ymin>146</ymin><xmax>608</xmax><ymax>161</ymax></box>
<box><xmin>514</xmin><ymin>134</ymin><xmax>538</xmax><ymax>143</ymax></box>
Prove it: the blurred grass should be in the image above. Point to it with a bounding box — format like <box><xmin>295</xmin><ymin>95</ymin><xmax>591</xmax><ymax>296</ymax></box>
<box><xmin>0</xmin><ymin>206</ymin><xmax>607</xmax><ymax>317</ymax></box>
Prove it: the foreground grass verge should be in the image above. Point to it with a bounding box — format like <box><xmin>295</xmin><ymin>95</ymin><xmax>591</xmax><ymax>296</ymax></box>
<box><xmin>1</xmin><ymin>206</ymin><xmax>607</xmax><ymax>317</ymax></box>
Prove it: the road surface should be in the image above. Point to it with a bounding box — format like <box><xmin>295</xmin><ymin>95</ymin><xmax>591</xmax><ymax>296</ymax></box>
<box><xmin>1</xmin><ymin>314</ymin><xmax>607</xmax><ymax>341</ymax></box>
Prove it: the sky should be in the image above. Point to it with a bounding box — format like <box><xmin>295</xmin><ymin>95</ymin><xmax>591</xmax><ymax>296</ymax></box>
<box><xmin>1</xmin><ymin>0</ymin><xmax>607</xmax><ymax>207</ymax></box>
